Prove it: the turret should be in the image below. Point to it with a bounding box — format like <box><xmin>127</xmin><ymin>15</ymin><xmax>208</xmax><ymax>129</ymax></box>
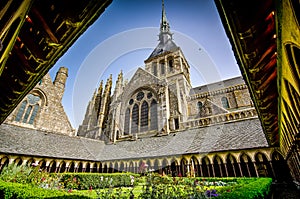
<box><xmin>112</xmin><ymin>71</ymin><xmax>123</xmax><ymax>103</ymax></box>
<box><xmin>97</xmin><ymin>74</ymin><xmax>113</xmax><ymax>139</ymax></box>
<box><xmin>53</xmin><ymin>67</ymin><xmax>68</xmax><ymax>101</ymax></box>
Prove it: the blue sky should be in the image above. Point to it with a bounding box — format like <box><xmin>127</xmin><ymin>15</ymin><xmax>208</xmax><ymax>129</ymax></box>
<box><xmin>49</xmin><ymin>0</ymin><xmax>241</xmax><ymax>129</ymax></box>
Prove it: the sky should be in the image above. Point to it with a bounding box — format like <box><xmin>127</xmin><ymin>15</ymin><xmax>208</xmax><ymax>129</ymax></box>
<box><xmin>49</xmin><ymin>0</ymin><xmax>241</xmax><ymax>129</ymax></box>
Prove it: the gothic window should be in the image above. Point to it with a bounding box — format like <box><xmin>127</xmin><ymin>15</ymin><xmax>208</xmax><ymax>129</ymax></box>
<box><xmin>152</xmin><ymin>62</ymin><xmax>157</xmax><ymax>76</ymax></box>
<box><xmin>221</xmin><ymin>97</ymin><xmax>230</xmax><ymax>108</ymax></box>
<box><xmin>15</xmin><ymin>93</ymin><xmax>41</xmax><ymax>124</ymax></box>
<box><xmin>136</xmin><ymin>91</ymin><xmax>144</xmax><ymax>101</ymax></box>
<box><xmin>168</xmin><ymin>58</ymin><xmax>174</xmax><ymax>72</ymax></box>
<box><xmin>150</xmin><ymin>100</ymin><xmax>158</xmax><ymax>130</ymax></box>
<box><xmin>124</xmin><ymin>108</ymin><xmax>130</xmax><ymax>135</ymax></box>
<box><xmin>140</xmin><ymin>101</ymin><xmax>149</xmax><ymax>132</ymax></box>
<box><xmin>129</xmin><ymin>99</ymin><xmax>134</xmax><ymax>105</ymax></box>
<box><xmin>15</xmin><ymin>101</ymin><xmax>27</xmax><ymax>122</ymax></box>
<box><xmin>124</xmin><ymin>90</ymin><xmax>158</xmax><ymax>135</ymax></box>
<box><xmin>160</xmin><ymin>60</ymin><xmax>165</xmax><ymax>75</ymax></box>
<box><xmin>197</xmin><ymin>101</ymin><xmax>203</xmax><ymax>112</ymax></box>
<box><xmin>131</xmin><ymin>104</ymin><xmax>139</xmax><ymax>134</ymax></box>
<box><xmin>147</xmin><ymin>92</ymin><xmax>153</xmax><ymax>99</ymax></box>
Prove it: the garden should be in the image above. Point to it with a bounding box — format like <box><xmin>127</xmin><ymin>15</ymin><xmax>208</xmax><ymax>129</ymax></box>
<box><xmin>0</xmin><ymin>163</ymin><xmax>272</xmax><ymax>198</ymax></box>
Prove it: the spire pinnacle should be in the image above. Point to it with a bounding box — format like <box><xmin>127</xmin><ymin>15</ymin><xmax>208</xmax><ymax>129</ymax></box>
<box><xmin>160</xmin><ymin>0</ymin><xmax>170</xmax><ymax>34</ymax></box>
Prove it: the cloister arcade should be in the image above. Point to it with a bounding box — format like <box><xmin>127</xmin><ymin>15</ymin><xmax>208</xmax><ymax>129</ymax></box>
<box><xmin>0</xmin><ymin>147</ymin><xmax>291</xmax><ymax>182</ymax></box>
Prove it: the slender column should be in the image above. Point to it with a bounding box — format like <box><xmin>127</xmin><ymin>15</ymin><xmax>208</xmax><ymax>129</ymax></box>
<box><xmin>269</xmin><ymin>162</ymin><xmax>276</xmax><ymax>178</ymax></box>
<box><xmin>207</xmin><ymin>165</ymin><xmax>211</xmax><ymax>177</ymax></box>
<box><xmin>253</xmin><ymin>162</ymin><xmax>259</xmax><ymax>177</ymax></box>
<box><xmin>238</xmin><ymin>162</ymin><xmax>243</xmax><ymax>177</ymax></box>
<box><xmin>199</xmin><ymin>164</ymin><xmax>203</xmax><ymax>177</ymax></box>
<box><xmin>245</xmin><ymin>163</ymin><xmax>252</xmax><ymax>177</ymax></box>
<box><xmin>211</xmin><ymin>164</ymin><xmax>215</xmax><ymax>177</ymax></box>
<box><xmin>224</xmin><ymin>164</ymin><xmax>228</xmax><ymax>177</ymax></box>
<box><xmin>233</xmin><ymin>163</ymin><xmax>237</xmax><ymax>177</ymax></box>
<box><xmin>219</xmin><ymin>164</ymin><xmax>223</xmax><ymax>177</ymax></box>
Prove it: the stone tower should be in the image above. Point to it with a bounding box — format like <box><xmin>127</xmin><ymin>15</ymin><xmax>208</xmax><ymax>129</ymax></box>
<box><xmin>144</xmin><ymin>0</ymin><xmax>192</xmax><ymax>131</ymax></box>
<box><xmin>53</xmin><ymin>67</ymin><xmax>68</xmax><ymax>101</ymax></box>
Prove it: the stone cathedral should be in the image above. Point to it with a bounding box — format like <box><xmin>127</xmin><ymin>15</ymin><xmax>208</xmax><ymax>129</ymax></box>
<box><xmin>77</xmin><ymin>3</ymin><xmax>253</xmax><ymax>144</ymax></box>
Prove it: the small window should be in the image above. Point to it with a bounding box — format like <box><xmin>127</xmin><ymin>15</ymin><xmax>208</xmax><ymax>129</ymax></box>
<box><xmin>136</xmin><ymin>92</ymin><xmax>144</xmax><ymax>101</ymax></box>
<box><xmin>160</xmin><ymin>61</ymin><xmax>165</xmax><ymax>75</ymax></box>
<box><xmin>221</xmin><ymin>97</ymin><xmax>230</xmax><ymax>108</ymax></box>
<box><xmin>152</xmin><ymin>62</ymin><xmax>157</xmax><ymax>76</ymax></box>
<box><xmin>197</xmin><ymin>101</ymin><xmax>203</xmax><ymax>111</ymax></box>
<box><xmin>168</xmin><ymin>59</ymin><xmax>174</xmax><ymax>72</ymax></box>
<box><xmin>147</xmin><ymin>92</ymin><xmax>153</xmax><ymax>99</ymax></box>
<box><xmin>129</xmin><ymin>99</ymin><xmax>134</xmax><ymax>105</ymax></box>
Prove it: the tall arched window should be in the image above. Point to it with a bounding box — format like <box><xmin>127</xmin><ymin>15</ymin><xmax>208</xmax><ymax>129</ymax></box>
<box><xmin>140</xmin><ymin>101</ymin><xmax>149</xmax><ymax>132</ymax></box>
<box><xmin>152</xmin><ymin>62</ymin><xmax>157</xmax><ymax>76</ymax></box>
<box><xmin>160</xmin><ymin>60</ymin><xmax>165</xmax><ymax>75</ymax></box>
<box><xmin>124</xmin><ymin>108</ymin><xmax>130</xmax><ymax>135</ymax></box>
<box><xmin>168</xmin><ymin>58</ymin><xmax>174</xmax><ymax>72</ymax></box>
<box><xmin>221</xmin><ymin>97</ymin><xmax>230</xmax><ymax>108</ymax></box>
<box><xmin>197</xmin><ymin>101</ymin><xmax>203</xmax><ymax>112</ymax></box>
<box><xmin>124</xmin><ymin>90</ymin><xmax>158</xmax><ymax>135</ymax></box>
<box><xmin>131</xmin><ymin>104</ymin><xmax>139</xmax><ymax>134</ymax></box>
<box><xmin>15</xmin><ymin>93</ymin><xmax>41</xmax><ymax>124</ymax></box>
<box><xmin>150</xmin><ymin>100</ymin><xmax>158</xmax><ymax>130</ymax></box>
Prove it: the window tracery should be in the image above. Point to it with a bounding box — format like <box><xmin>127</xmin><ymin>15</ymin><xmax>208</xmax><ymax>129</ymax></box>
<box><xmin>15</xmin><ymin>93</ymin><xmax>41</xmax><ymax>125</ymax></box>
<box><xmin>124</xmin><ymin>89</ymin><xmax>158</xmax><ymax>135</ymax></box>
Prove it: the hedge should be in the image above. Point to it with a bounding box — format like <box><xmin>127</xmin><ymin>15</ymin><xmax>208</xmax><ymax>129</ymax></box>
<box><xmin>0</xmin><ymin>180</ymin><xmax>92</xmax><ymax>199</ymax></box>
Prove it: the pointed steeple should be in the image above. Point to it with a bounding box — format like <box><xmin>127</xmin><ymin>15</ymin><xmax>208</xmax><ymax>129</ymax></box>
<box><xmin>146</xmin><ymin>0</ymin><xmax>178</xmax><ymax>60</ymax></box>
<box><xmin>160</xmin><ymin>0</ymin><xmax>170</xmax><ymax>34</ymax></box>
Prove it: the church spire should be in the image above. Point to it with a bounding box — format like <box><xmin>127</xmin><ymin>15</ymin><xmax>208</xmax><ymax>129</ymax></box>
<box><xmin>159</xmin><ymin>0</ymin><xmax>172</xmax><ymax>42</ymax></box>
<box><xmin>160</xmin><ymin>0</ymin><xmax>170</xmax><ymax>34</ymax></box>
<box><xmin>146</xmin><ymin>0</ymin><xmax>177</xmax><ymax>60</ymax></box>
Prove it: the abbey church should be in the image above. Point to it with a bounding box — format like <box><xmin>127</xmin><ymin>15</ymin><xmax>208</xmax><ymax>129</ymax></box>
<box><xmin>77</xmin><ymin>4</ymin><xmax>254</xmax><ymax>143</ymax></box>
<box><xmin>0</xmin><ymin>0</ymin><xmax>297</xmax><ymax>186</ymax></box>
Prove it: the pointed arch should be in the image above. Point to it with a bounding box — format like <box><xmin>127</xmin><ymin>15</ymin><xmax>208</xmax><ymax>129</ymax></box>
<box><xmin>26</xmin><ymin>158</ymin><xmax>35</xmax><ymax>166</ymax></box>
<box><xmin>131</xmin><ymin>104</ymin><xmax>139</xmax><ymax>134</ymax></box>
<box><xmin>59</xmin><ymin>161</ymin><xmax>67</xmax><ymax>173</ymax></box>
<box><xmin>14</xmin><ymin>93</ymin><xmax>42</xmax><ymax>125</ymax></box>
<box><xmin>154</xmin><ymin>159</ymin><xmax>159</xmax><ymax>172</ymax></box>
<box><xmin>180</xmin><ymin>157</ymin><xmax>188</xmax><ymax>177</ymax></box>
<box><xmin>114</xmin><ymin>162</ymin><xmax>119</xmax><ymax>172</ymax></box>
<box><xmin>213</xmin><ymin>155</ymin><xmax>226</xmax><ymax>177</ymax></box>
<box><xmin>49</xmin><ymin>160</ymin><xmax>57</xmax><ymax>173</ymax></box>
<box><xmin>226</xmin><ymin>154</ymin><xmax>240</xmax><ymax>177</ymax></box>
<box><xmin>271</xmin><ymin>151</ymin><xmax>292</xmax><ymax>182</ymax></box>
<box><xmin>201</xmin><ymin>156</ymin><xmax>212</xmax><ymax>177</ymax></box>
<box><xmin>124</xmin><ymin>108</ymin><xmax>130</xmax><ymax>135</ymax></box>
<box><xmin>221</xmin><ymin>97</ymin><xmax>230</xmax><ymax>108</ymax></box>
<box><xmin>240</xmin><ymin>153</ymin><xmax>256</xmax><ymax>177</ymax></box>
<box><xmin>162</xmin><ymin>158</ymin><xmax>169</xmax><ymax>175</ymax></box>
<box><xmin>191</xmin><ymin>156</ymin><xmax>200</xmax><ymax>177</ymax></box>
<box><xmin>150</xmin><ymin>100</ymin><xmax>158</xmax><ymax>130</ymax></box>
<box><xmin>14</xmin><ymin>158</ymin><xmax>23</xmax><ymax>166</ymax></box>
<box><xmin>86</xmin><ymin>163</ymin><xmax>91</xmax><ymax>173</ymax></box>
<box><xmin>128</xmin><ymin>161</ymin><xmax>134</xmax><ymax>173</ymax></box>
<box><xmin>69</xmin><ymin>162</ymin><xmax>75</xmax><ymax>173</ymax></box>
<box><xmin>119</xmin><ymin>162</ymin><xmax>125</xmax><ymax>172</ymax></box>
<box><xmin>140</xmin><ymin>101</ymin><xmax>149</xmax><ymax>132</ymax></box>
<box><xmin>0</xmin><ymin>157</ymin><xmax>9</xmax><ymax>173</ymax></box>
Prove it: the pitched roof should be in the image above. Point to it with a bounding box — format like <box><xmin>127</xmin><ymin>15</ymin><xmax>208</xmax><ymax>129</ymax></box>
<box><xmin>0</xmin><ymin>118</ymin><xmax>268</xmax><ymax>161</ymax></box>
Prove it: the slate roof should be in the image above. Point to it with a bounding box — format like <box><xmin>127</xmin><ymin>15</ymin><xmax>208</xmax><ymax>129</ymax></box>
<box><xmin>0</xmin><ymin>118</ymin><xmax>268</xmax><ymax>161</ymax></box>
<box><xmin>191</xmin><ymin>76</ymin><xmax>245</xmax><ymax>95</ymax></box>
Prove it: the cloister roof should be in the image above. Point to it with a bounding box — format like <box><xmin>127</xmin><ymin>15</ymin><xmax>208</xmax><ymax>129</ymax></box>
<box><xmin>0</xmin><ymin>118</ymin><xmax>268</xmax><ymax>161</ymax></box>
